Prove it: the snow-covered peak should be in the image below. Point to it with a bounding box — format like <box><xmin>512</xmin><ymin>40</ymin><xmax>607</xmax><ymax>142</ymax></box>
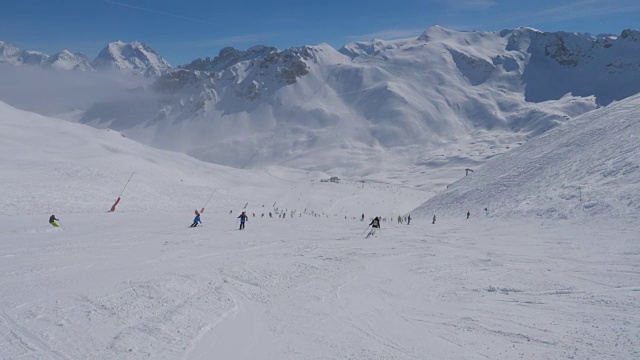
<box><xmin>45</xmin><ymin>49</ymin><xmax>93</xmax><ymax>71</ymax></box>
<box><xmin>92</xmin><ymin>41</ymin><xmax>171</xmax><ymax>77</ymax></box>
<box><xmin>0</xmin><ymin>40</ymin><xmax>49</xmax><ymax>66</ymax></box>
<box><xmin>418</xmin><ymin>25</ymin><xmax>460</xmax><ymax>41</ymax></box>
<box><xmin>0</xmin><ymin>41</ymin><xmax>21</xmax><ymax>62</ymax></box>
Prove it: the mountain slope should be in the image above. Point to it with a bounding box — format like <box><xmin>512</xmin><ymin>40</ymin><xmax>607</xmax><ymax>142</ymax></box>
<box><xmin>411</xmin><ymin>93</ymin><xmax>640</xmax><ymax>219</ymax></box>
<box><xmin>91</xmin><ymin>41</ymin><xmax>171</xmax><ymax>77</ymax></box>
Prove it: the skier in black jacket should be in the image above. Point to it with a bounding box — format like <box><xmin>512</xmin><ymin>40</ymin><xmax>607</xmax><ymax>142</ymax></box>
<box><xmin>49</xmin><ymin>215</ymin><xmax>59</xmax><ymax>227</ymax></box>
<box><xmin>366</xmin><ymin>217</ymin><xmax>381</xmax><ymax>238</ymax></box>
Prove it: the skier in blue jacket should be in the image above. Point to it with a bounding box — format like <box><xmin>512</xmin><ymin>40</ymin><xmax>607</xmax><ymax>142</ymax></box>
<box><xmin>190</xmin><ymin>211</ymin><xmax>201</xmax><ymax>227</ymax></box>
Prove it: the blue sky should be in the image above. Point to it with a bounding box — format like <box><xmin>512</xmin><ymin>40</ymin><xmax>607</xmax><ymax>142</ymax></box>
<box><xmin>1</xmin><ymin>0</ymin><xmax>638</xmax><ymax>65</ymax></box>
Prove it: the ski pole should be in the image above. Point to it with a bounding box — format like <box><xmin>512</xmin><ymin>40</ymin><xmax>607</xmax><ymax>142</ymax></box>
<box><xmin>361</xmin><ymin>225</ymin><xmax>371</xmax><ymax>236</ymax></box>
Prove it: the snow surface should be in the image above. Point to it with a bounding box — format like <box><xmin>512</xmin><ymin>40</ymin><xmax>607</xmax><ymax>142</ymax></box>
<box><xmin>1</xmin><ymin>100</ymin><xmax>639</xmax><ymax>359</ymax></box>
<box><xmin>412</xmin><ymin>93</ymin><xmax>640</xmax><ymax>220</ymax></box>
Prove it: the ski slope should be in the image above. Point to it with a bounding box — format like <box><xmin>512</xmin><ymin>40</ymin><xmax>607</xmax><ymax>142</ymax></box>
<box><xmin>1</xmin><ymin>102</ymin><xmax>638</xmax><ymax>359</ymax></box>
<box><xmin>1</xmin><ymin>214</ymin><xmax>638</xmax><ymax>359</ymax></box>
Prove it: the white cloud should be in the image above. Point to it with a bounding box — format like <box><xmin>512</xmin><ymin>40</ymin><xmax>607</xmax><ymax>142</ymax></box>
<box><xmin>446</xmin><ymin>0</ymin><xmax>498</xmax><ymax>9</ymax></box>
<box><xmin>347</xmin><ymin>28</ymin><xmax>425</xmax><ymax>41</ymax></box>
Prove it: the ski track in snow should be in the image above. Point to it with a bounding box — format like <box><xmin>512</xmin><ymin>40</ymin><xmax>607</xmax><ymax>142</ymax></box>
<box><xmin>0</xmin><ymin>214</ymin><xmax>638</xmax><ymax>359</ymax></box>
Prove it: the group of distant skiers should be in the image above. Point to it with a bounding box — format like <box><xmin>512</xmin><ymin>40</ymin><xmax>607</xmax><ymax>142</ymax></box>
<box><xmin>397</xmin><ymin>215</ymin><xmax>411</xmax><ymax>224</ymax></box>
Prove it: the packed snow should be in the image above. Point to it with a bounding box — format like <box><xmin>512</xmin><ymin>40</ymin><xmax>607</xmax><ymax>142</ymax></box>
<box><xmin>1</xmin><ymin>102</ymin><xmax>639</xmax><ymax>359</ymax></box>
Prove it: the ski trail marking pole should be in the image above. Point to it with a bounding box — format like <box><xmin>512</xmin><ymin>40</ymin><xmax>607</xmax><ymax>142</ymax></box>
<box><xmin>118</xmin><ymin>172</ymin><xmax>135</xmax><ymax>198</ymax></box>
<box><xmin>109</xmin><ymin>171</ymin><xmax>134</xmax><ymax>212</ymax></box>
<box><xmin>201</xmin><ymin>190</ymin><xmax>216</xmax><ymax>213</ymax></box>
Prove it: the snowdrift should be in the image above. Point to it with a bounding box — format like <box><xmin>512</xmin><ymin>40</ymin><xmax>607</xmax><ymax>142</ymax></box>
<box><xmin>411</xmin><ymin>93</ymin><xmax>640</xmax><ymax>219</ymax></box>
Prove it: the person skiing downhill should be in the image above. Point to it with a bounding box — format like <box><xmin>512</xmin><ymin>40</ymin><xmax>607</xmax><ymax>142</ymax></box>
<box><xmin>190</xmin><ymin>212</ymin><xmax>201</xmax><ymax>227</ymax></box>
<box><xmin>466</xmin><ymin>211</ymin><xmax>470</xmax><ymax>219</ymax></box>
<box><xmin>398</xmin><ymin>215</ymin><xmax>402</xmax><ymax>224</ymax></box>
<box><xmin>49</xmin><ymin>215</ymin><xmax>59</xmax><ymax>227</ymax></box>
<box><xmin>407</xmin><ymin>215</ymin><xmax>411</xmax><ymax>225</ymax></box>
<box><xmin>238</xmin><ymin>211</ymin><xmax>248</xmax><ymax>230</ymax></box>
<box><xmin>366</xmin><ymin>216</ymin><xmax>381</xmax><ymax>238</ymax></box>
<box><xmin>361</xmin><ymin>213</ymin><xmax>365</xmax><ymax>221</ymax></box>
<box><xmin>432</xmin><ymin>215</ymin><xmax>436</xmax><ymax>224</ymax></box>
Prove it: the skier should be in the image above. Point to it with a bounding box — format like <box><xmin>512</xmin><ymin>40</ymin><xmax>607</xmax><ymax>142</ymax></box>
<box><xmin>361</xmin><ymin>213</ymin><xmax>365</xmax><ymax>221</ymax></box>
<box><xmin>366</xmin><ymin>216</ymin><xmax>381</xmax><ymax>238</ymax></box>
<box><xmin>261</xmin><ymin>213</ymin><xmax>264</xmax><ymax>218</ymax></box>
<box><xmin>466</xmin><ymin>211</ymin><xmax>470</xmax><ymax>219</ymax></box>
<box><xmin>238</xmin><ymin>211</ymin><xmax>248</xmax><ymax>230</ymax></box>
<box><xmin>398</xmin><ymin>215</ymin><xmax>402</xmax><ymax>224</ymax></box>
<box><xmin>484</xmin><ymin>208</ymin><xmax>488</xmax><ymax>216</ymax></box>
<box><xmin>269</xmin><ymin>212</ymin><xmax>273</xmax><ymax>218</ymax></box>
<box><xmin>432</xmin><ymin>215</ymin><xmax>436</xmax><ymax>224</ymax></box>
<box><xmin>49</xmin><ymin>215</ymin><xmax>59</xmax><ymax>227</ymax></box>
<box><xmin>190</xmin><ymin>212</ymin><xmax>202</xmax><ymax>227</ymax></box>
<box><xmin>407</xmin><ymin>215</ymin><xmax>411</xmax><ymax>225</ymax></box>
<box><xmin>229</xmin><ymin>210</ymin><xmax>233</xmax><ymax>214</ymax></box>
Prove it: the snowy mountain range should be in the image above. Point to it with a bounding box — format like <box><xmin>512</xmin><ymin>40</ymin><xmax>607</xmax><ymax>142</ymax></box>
<box><xmin>2</xmin><ymin>26</ymin><xmax>639</xmax><ymax>189</ymax></box>
<box><xmin>68</xmin><ymin>26</ymin><xmax>640</xmax><ymax>188</ymax></box>
<box><xmin>0</xmin><ymin>40</ymin><xmax>171</xmax><ymax>76</ymax></box>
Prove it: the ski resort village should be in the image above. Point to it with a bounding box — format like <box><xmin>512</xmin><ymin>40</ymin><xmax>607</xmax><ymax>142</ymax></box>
<box><xmin>0</xmin><ymin>1</ymin><xmax>638</xmax><ymax>359</ymax></box>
